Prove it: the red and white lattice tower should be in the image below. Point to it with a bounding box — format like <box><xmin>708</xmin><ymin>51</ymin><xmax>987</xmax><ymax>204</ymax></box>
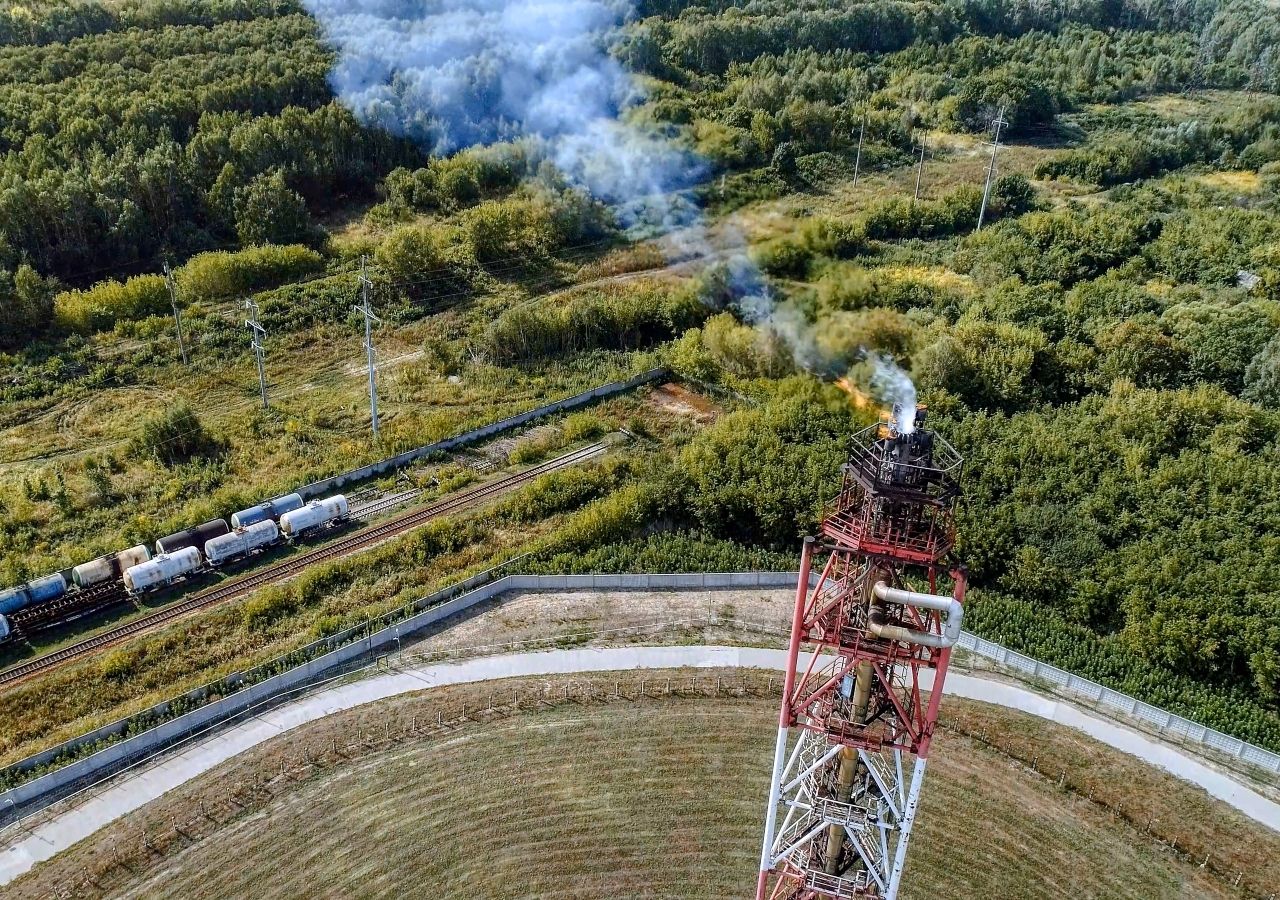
<box><xmin>756</xmin><ymin>405</ymin><xmax>967</xmax><ymax>900</ymax></box>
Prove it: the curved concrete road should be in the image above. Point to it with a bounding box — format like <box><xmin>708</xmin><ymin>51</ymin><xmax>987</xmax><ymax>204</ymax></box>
<box><xmin>2</xmin><ymin>645</ymin><xmax>1278</xmax><ymax>886</ymax></box>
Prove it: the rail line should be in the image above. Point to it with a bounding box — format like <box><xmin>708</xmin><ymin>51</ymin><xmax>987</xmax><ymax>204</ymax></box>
<box><xmin>0</xmin><ymin>442</ymin><xmax>610</xmax><ymax>691</ymax></box>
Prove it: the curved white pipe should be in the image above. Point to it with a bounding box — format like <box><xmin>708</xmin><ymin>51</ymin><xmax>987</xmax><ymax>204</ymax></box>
<box><xmin>869</xmin><ymin>581</ymin><xmax>963</xmax><ymax>648</ymax></box>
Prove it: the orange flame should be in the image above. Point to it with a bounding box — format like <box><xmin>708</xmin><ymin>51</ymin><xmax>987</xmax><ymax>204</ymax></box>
<box><xmin>834</xmin><ymin>376</ymin><xmax>876</xmax><ymax>412</ymax></box>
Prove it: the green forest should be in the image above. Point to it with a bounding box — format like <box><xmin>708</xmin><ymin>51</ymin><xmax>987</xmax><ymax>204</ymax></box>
<box><xmin>1</xmin><ymin>0</ymin><xmax>1280</xmax><ymax>756</ymax></box>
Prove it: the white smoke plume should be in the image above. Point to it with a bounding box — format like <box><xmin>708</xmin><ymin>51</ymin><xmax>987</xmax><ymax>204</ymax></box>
<box><xmin>870</xmin><ymin>353</ymin><xmax>918</xmax><ymax>434</ymax></box>
<box><xmin>302</xmin><ymin>0</ymin><xmax>702</xmax><ymax>230</ymax></box>
<box><xmin>305</xmin><ymin>0</ymin><xmax>920</xmax><ymax>412</ymax></box>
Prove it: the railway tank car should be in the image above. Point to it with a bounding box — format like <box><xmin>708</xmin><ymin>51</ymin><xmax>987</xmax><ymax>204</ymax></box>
<box><xmin>71</xmin><ymin>546</ymin><xmax>151</xmax><ymax>588</ymax></box>
<box><xmin>279</xmin><ymin>495</ymin><xmax>349</xmax><ymax>538</ymax></box>
<box><xmin>155</xmin><ymin>520</ymin><xmax>230</xmax><ymax>557</ymax></box>
<box><xmin>231</xmin><ymin>493</ymin><xmax>303</xmax><ymax>529</ymax></box>
<box><xmin>123</xmin><ymin>547</ymin><xmax>202</xmax><ymax>594</ymax></box>
<box><xmin>0</xmin><ymin>574</ymin><xmax>68</xmax><ymax>616</ymax></box>
<box><xmin>205</xmin><ymin>520</ymin><xmax>279</xmax><ymax>567</ymax></box>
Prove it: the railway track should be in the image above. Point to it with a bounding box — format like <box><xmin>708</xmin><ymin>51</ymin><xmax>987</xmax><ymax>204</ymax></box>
<box><xmin>0</xmin><ymin>441</ymin><xmax>610</xmax><ymax>691</ymax></box>
<box><xmin>350</xmin><ymin>487</ymin><xmax>422</xmax><ymax>520</ymax></box>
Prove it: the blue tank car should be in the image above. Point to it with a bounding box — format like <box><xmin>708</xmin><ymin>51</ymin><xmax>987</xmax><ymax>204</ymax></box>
<box><xmin>0</xmin><ymin>573</ymin><xmax>68</xmax><ymax>615</ymax></box>
<box><xmin>230</xmin><ymin>493</ymin><xmax>304</xmax><ymax>529</ymax></box>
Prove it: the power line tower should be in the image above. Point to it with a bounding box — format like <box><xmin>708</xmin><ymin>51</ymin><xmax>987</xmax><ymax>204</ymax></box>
<box><xmin>163</xmin><ymin>260</ymin><xmax>188</xmax><ymax>366</ymax></box>
<box><xmin>852</xmin><ymin>111</ymin><xmax>867</xmax><ymax>189</ymax></box>
<box><xmin>911</xmin><ymin>143</ymin><xmax>926</xmax><ymax>202</ymax></box>
<box><xmin>756</xmin><ymin>405</ymin><xmax>968</xmax><ymax>900</ymax></box>
<box><xmin>976</xmin><ymin>105</ymin><xmax>1008</xmax><ymax>232</ymax></box>
<box><xmin>244</xmin><ymin>298</ymin><xmax>268</xmax><ymax>410</ymax></box>
<box><xmin>354</xmin><ymin>257</ymin><xmax>382</xmax><ymax>442</ymax></box>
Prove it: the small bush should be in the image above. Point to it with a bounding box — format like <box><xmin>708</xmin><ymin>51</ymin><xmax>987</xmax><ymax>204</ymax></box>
<box><xmin>129</xmin><ymin>403</ymin><xmax>220</xmax><ymax>466</ymax></box>
<box><xmin>374</xmin><ymin>223</ymin><xmax>472</xmax><ymax>301</ymax></box>
<box><xmin>241</xmin><ymin>585</ymin><xmax>298</xmax><ymax>632</ymax></box>
<box><xmin>538</xmin><ymin>482</ymin><xmax>666</xmax><ymax>555</ymax></box>
<box><xmin>497</xmin><ymin>463</ymin><xmax>622</xmax><ymax>523</ymax></box>
<box><xmin>177</xmin><ymin>245</ymin><xmax>324</xmax><ymax>303</ymax></box>
<box><xmin>509</xmin><ymin>430</ymin><xmax>567</xmax><ymax>465</ymax></box>
<box><xmin>562</xmin><ymin>412</ymin><xmax>607</xmax><ymax>442</ymax></box>
<box><xmin>483</xmin><ymin>282</ymin><xmax>706</xmax><ymax>363</ymax></box>
<box><xmin>54</xmin><ymin>275</ymin><xmax>169</xmax><ymax>334</ymax></box>
<box><xmin>98</xmin><ymin>648</ymin><xmax>138</xmax><ymax>682</ymax></box>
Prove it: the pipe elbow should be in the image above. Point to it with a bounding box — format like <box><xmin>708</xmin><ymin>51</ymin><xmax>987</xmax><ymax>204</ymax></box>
<box><xmin>869</xmin><ymin>581</ymin><xmax>964</xmax><ymax>648</ymax></box>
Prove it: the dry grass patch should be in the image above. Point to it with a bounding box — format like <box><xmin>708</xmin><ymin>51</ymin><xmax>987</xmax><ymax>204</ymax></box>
<box><xmin>877</xmin><ymin>265</ymin><xmax>977</xmax><ymax>296</ymax></box>
<box><xmin>1198</xmin><ymin>170</ymin><xmax>1263</xmax><ymax>194</ymax></box>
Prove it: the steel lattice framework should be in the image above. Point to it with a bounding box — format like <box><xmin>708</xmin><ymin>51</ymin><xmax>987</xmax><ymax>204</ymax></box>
<box><xmin>756</xmin><ymin>408</ymin><xmax>967</xmax><ymax>900</ymax></box>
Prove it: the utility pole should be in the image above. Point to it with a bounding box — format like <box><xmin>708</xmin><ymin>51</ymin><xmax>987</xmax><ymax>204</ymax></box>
<box><xmin>244</xmin><ymin>298</ymin><xmax>268</xmax><ymax>410</ymax></box>
<box><xmin>913</xmin><ymin>142</ymin><xmax>927</xmax><ymax>202</ymax></box>
<box><xmin>976</xmin><ymin>105</ymin><xmax>1009</xmax><ymax>231</ymax></box>
<box><xmin>354</xmin><ymin>256</ymin><xmax>382</xmax><ymax>442</ymax></box>
<box><xmin>852</xmin><ymin>110</ymin><xmax>867</xmax><ymax>188</ymax></box>
<box><xmin>163</xmin><ymin>260</ymin><xmax>188</xmax><ymax>366</ymax></box>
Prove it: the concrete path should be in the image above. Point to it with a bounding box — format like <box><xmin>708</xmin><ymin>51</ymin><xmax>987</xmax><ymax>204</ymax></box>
<box><xmin>2</xmin><ymin>645</ymin><xmax>1278</xmax><ymax>886</ymax></box>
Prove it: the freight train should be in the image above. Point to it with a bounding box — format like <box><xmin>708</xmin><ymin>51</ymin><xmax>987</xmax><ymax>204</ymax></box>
<box><xmin>0</xmin><ymin>493</ymin><xmax>350</xmax><ymax>643</ymax></box>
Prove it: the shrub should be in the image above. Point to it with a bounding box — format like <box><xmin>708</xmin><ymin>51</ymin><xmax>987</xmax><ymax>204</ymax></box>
<box><xmin>129</xmin><ymin>403</ymin><xmax>220</xmax><ymax>466</ymax></box>
<box><xmin>562</xmin><ymin>412</ymin><xmax>607</xmax><ymax>442</ymax></box>
<box><xmin>241</xmin><ymin>585</ymin><xmax>298</xmax><ymax>632</ymax></box>
<box><xmin>463</xmin><ymin>189</ymin><xmax>612</xmax><ymax>266</ymax></box>
<box><xmin>863</xmin><ymin>187</ymin><xmax>983</xmax><ymax>240</ymax></box>
<box><xmin>234</xmin><ymin>170</ymin><xmax>317</xmax><ymax>247</ymax></box>
<box><xmin>700</xmin><ymin>311</ymin><xmax>795</xmax><ymax>378</ymax></box>
<box><xmin>176</xmin><ymin>245</ymin><xmax>324</xmax><ymax>303</ymax></box>
<box><xmin>483</xmin><ymin>282</ymin><xmax>706</xmax><ymax>363</ymax></box>
<box><xmin>54</xmin><ymin>274</ymin><xmax>169</xmax><ymax>334</ymax></box>
<box><xmin>538</xmin><ymin>482</ymin><xmax>667</xmax><ymax>555</ymax></box>
<box><xmin>754</xmin><ymin>237</ymin><xmax>814</xmax><ymax>278</ymax></box>
<box><xmin>509</xmin><ymin>430</ymin><xmax>567</xmax><ymax>465</ymax></box>
<box><xmin>373</xmin><ymin>223</ymin><xmax>472</xmax><ymax>301</ymax></box>
<box><xmin>0</xmin><ymin>264</ymin><xmax>57</xmax><ymax>347</ymax></box>
<box><xmin>497</xmin><ymin>463</ymin><xmax>622</xmax><ymax>523</ymax></box>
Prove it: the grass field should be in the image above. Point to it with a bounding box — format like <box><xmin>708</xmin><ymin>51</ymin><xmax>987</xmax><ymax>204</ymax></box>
<box><xmin>11</xmin><ymin>672</ymin><xmax>1271</xmax><ymax>900</ymax></box>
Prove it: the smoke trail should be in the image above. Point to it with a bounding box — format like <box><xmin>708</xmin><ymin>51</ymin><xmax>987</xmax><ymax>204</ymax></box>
<box><xmin>302</xmin><ymin>0</ymin><xmax>701</xmax><ymax>230</ymax></box>
<box><xmin>305</xmin><ymin>0</ymin><xmax>920</xmax><ymax>409</ymax></box>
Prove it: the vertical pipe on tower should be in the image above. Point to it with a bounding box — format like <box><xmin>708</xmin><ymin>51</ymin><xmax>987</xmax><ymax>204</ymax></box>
<box><xmin>918</xmin><ymin>569</ymin><xmax>967</xmax><ymax>758</ymax></box>
<box><xmin>824</xmin><ymin>747</ymin><xmax>859</xmax><ymax>874</ymax></box>
<box><xmin>755</xmin><ymin>536</ymin><xmax>816</xmax><ymax>900</ymax></box>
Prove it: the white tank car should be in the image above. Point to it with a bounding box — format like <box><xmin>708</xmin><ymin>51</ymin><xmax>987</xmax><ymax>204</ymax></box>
<box><xmin>123</xmin><ymin>547</ymin><xmax>202</xmax><ymax>594</ymax></box>
<box><xmin>71</xmin><ymin>545</ymin><xmax>151</xmax><ymax>588</ymax></box>
<box><xmin>204</xmin><ymin>520</ymin><xmax>279</xmax><ymax>567</ymax></box>
<box><xmin>279</xmin><ymin>495</ymin><xmax>349</xmax><ymax>538</ymax></box>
